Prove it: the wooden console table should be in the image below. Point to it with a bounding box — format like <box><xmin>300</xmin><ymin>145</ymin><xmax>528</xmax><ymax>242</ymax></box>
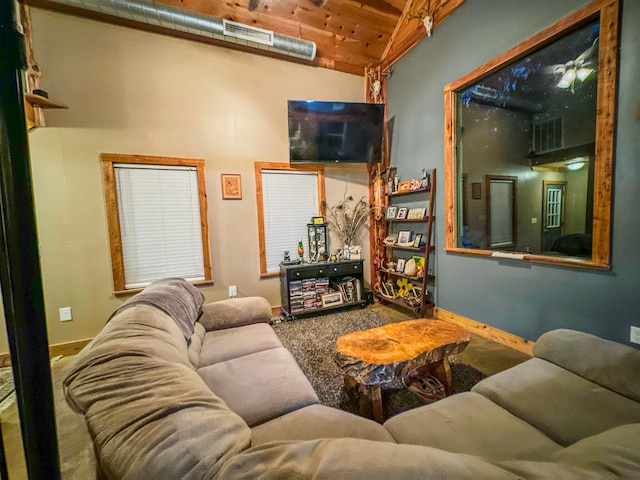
<box><xmin>333</xmin><ymin>318</ymin><xmax>471</xmax><ymax>422</ymax></box>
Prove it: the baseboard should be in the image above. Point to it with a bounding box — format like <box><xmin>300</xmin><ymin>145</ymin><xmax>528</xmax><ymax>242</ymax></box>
<box><xmin>434</xmin><ymin>307</ymin><xmax>534</xmax><ymax>356</ymax></box>
<box><xmin>0</xmin><ymin>338</ymin><xmax>93</xmax><ymax>367</ymax></box>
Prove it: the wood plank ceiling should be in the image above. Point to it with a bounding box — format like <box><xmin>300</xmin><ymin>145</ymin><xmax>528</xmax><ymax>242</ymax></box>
<box><xmin>25</xmin><ymin>0</ymin><xmax>465</xmax><ymax>76</ymax></box>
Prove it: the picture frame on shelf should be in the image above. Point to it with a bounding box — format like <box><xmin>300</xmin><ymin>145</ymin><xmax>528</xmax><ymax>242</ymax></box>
<box><xmin>321</xmin><ymin>292</ymin><xmax>343</xmax><ymax>307</ymax></box>
<box><xmin>386</xmin><ymin>206</ymin><xmax>398</xmax><ymax>219</ymax></box>
<box><xmin>383</xmin><ymin>235</ymin><xmax>397</xmax><ymax>246</ymax></box>
<box><xmin>396</xmin><ymin>258</ymin><xmax>406</xmax><ymax>272</ymax></box>
<box><xmin>398</xmin><ymin>181</ymin><xmax>411</xmax><ymax>192</ymax></box>
<box><xmin>396</xmin><ymin>207</ymin><xmax>408</xmax><ymax>220</ymax></box>
<box><xmin>397</xmin><ymin>230</ymin><xmax>412</xmax><ymax>244</ymax></box>
<box><xmin>413</xmin><ymin>233</ymin><xmax>422</xmax><ymax>248</ymax></box>
<box><xmin>407</xmin><ymin>207</ymin><xmax>426</xmax><ymax>219</ymax></box>
<box><xmin>312</xmin><ymin>216</ymin><xmax>325</xmax><ymax>225</ymax></box>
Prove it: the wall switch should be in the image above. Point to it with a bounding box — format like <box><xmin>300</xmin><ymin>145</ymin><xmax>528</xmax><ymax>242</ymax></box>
<box><xmin>59</xmin><ymin>307</ymin><xmax>72</xmax><ymax>322</ymax></box>
<box><xmin>630</xmin><ymin>326</ymin><xmax>640</xmax><ymax>345</ymax></box>
<box><xmin>531</xmin><ymin>217</ymin><xmax>537</xmax><ymax>224</ymax></box>
<box><xmin>229</xmin><ymin>285</ymin><xmax>237</xmax><ymax>298</ymax></box>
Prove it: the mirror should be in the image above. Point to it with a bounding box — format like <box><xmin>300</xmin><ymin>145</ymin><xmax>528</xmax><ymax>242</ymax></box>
<box><xmin>444</xmin><ymin>0</ymin><xmax>619</xmax><ymax>269</ymax></box>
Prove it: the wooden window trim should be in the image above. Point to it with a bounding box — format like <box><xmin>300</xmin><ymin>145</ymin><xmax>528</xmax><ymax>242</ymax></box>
<box><xmin>100</xmin><ymin>153</ymin><xmax>212</xmax><ymax>294</ymax></box>
<box><xmin>254</xmin><ymin>162</ymin><xmax>326</xmax><ymax>278</ymax></box>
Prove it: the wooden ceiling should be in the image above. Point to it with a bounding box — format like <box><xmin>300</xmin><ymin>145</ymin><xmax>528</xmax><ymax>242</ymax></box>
<box><xmin>26</xmin><ymin>0</ymin><xmax>465</xmax><ymax>76</ymax></box>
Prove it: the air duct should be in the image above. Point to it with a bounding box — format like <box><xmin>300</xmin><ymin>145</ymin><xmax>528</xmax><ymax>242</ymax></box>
<box><xmin>465</xmin><ymin>85</ymin><xmax>547</xmax><ymax>114</ymax></box>
<box><xmin>47</xmin><ymin>0</ymin><xmax>317</xmax><ymax>61</ymax></box>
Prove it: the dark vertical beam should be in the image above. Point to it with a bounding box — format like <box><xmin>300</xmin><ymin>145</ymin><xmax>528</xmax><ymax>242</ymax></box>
<box><xmin>0</xmin><ymin>2</ymin><xmax>61</xmax><ymax>479</ymax></box>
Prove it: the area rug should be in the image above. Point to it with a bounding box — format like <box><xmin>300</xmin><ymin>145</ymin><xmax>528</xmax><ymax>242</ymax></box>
<box><xmin>0</xmin><ymin>356</ymin><xmax>62</xmax><ymax>414</ymax></box>
<box><xmin>272</xmin><ymin>309</ymin><xmax>486</xmax><ymax>419</ymax></box>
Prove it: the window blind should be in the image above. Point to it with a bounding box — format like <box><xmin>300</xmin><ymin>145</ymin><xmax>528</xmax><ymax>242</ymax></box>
<box><xmin>262</xmin><ymin>170</ymin><xmax>319</xmax><ymax>272</ymax></box>
<box><xmin>115</xmin><ymin>164</ymin><xmax>205</xmax><ymax>288</ymax></box>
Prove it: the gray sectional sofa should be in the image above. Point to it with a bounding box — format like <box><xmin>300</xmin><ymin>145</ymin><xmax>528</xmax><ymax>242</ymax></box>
<box><xmin>64</xmin><ymin>278</ymin><xmax>640</xmax><ymax>479</ymax></box>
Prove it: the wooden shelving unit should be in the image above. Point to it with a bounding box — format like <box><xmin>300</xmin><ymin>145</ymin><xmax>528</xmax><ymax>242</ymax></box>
<box><xmin>376</xmin><ymin>169</ymin><xmax>436</xmax><ymax>317</ymax></box>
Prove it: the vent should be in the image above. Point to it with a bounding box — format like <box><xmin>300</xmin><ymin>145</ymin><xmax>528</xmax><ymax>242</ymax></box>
<box><xmin>223</xmin><ymin>19</ymin><xmax>273</xmax><ymax>46</ymax></box>
<box><xmin>533</xmin><ymin>116</ymin><xmax>563</xmax><ymax>153</ymax></box>
<box><xmin>45</xmin><ymin>0</ymin><xmax>316</xmax><ymax>61</ymax></box>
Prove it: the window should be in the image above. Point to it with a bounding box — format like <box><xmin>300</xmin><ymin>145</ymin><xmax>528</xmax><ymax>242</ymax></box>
<box><xmin>101</xmin><ymin>154</ymin><xmax>212</xmax><ymax>293</ymax></box>
<box><xmin>444</xmin><ymin>0</ymin><xmax>619</xmax><ymax>269</ymax></box>
<box><xmin>255</xmin><ymin>162</ymin><xmax>325</xmax><ymax>276</ymax></box>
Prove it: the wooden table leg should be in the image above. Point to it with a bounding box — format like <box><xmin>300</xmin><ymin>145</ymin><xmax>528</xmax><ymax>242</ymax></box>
<box><xmin>431</xmin><ymin>356</ymin><xmax>453</xmax><ymax>395</ymax></box>
<box><xmin>369</xmin><ymin>384</ymin><xmax>384</xmax><ymax>423</ymax></box>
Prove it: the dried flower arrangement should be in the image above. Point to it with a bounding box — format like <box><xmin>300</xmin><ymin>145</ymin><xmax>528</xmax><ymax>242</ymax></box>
<box><xmin>323</xmin><ymin>193</ymin><xmax>380</xmax><ymax>247</ymax></box>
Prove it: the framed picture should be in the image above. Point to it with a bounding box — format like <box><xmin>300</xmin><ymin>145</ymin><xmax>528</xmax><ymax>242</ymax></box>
<box><xmin>397</xmin><ymin>230</ymin><xmax>412</xmax><ymax>244</ymax></box>
<box><xmin>312</xmin><ymin>216</ymin><xmax>325</xmax><ymax>225</ymax></box>
<box><xmin>398</xmin><ymin>181</ymin><xmax>411</xmax><ymax>192</ymax></box>
<box><xmin>407</xmin><ymin>207</ymin><xmax>426</xmax><ymax>220</ymax></box>
<box><xmin>396</xmin><ymin>258</ymin><xmax>406</xmax><ymax>273</ymax></box>
<box><xmin>396</xmin><ymin>207</ymin><xmax>408</xmax><ymax>219</ymax></box>
<box><xmin>472</xmin><ymin>182</ymin><xmax>482</xmax><ymax>200</ymax></box>
<box><xmin>321</xmin><ymin>292</ymin><xmax>344</xmax><ymax>307</ymax></box>
<box><xmin>221</xmin><ymin>174</ymin><xmax>242</xmax><ymax>199</ymax></box>
<box><xmin>386</xmin><ymin>206</ymin><xmax>398</xmax><ymax>219</ymax></box>
<box><xmin>413</xmin><ymin>233</ymin><xmax>423</xmax><ymax>248</ymax></box>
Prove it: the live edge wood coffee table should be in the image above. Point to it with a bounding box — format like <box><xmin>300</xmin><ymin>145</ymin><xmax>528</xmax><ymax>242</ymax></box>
<box><xmin>333</xmin><ymin>319</ymin><xmax>471</xmax><ymax>423</ymax></box>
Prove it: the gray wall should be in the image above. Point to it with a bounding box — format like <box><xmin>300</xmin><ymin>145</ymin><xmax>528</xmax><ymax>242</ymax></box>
<box><xmin>387</xmin><ymin>0</ymin><xmax>640</xmax><ymax>345</ymax></box>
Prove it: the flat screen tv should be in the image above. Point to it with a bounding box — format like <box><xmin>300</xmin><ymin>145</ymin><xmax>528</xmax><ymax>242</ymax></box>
<box><xmin>288</xmin><ymin>100</ymin><xmax>384</xmax><ymax>163</ymax></box>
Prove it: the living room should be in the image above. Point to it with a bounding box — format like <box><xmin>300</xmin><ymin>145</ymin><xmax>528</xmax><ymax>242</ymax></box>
<box><xmin>1</xmin><ymin>0</ymin><xmax>639</xmax><ymax>477</ymax></box>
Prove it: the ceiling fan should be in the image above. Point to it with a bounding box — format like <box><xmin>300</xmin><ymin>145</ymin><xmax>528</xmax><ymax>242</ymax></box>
<box><xmin>544</xmin><ymin>38</ymin><xmax>599</xmax><ymax>91</ymax></box>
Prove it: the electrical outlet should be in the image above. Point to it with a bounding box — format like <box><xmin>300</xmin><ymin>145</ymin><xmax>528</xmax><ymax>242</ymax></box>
<box><xmin>59</xmin><ymin>307</ymin><xmax>72</xmax><ymax>322</ymax></box>
<box><xmin>630</xmin><ymin>326</ymin><xmax>640</xmax><ymax>345</ymax></box>
<box><xmin>229</xmin><ymin>285</ymin><xmax>237</xmax><ymax>298</ymax></box>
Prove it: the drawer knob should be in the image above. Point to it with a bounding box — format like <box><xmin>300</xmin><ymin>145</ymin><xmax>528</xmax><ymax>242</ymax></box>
<box><xmin>295</xmin><ymin>272</ymin><xmax>300</xmax><ymax>277</ymax></box>
<box><xmin>333</xmin><ymin>267</ymin><xmax>338</xmax><ymax>272</ymax></box>
<box><xmin>319</xmin><ymin>269</ymin><xmax>323</xmax><ymax>274</ymax></box>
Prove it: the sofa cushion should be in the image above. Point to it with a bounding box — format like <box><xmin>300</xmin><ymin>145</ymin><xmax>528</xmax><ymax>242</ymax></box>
<box><xmin>384</xmin><ymin>392</ymin><xmax>562</xmax><ymax>460</ymax></box>
<box><xmin>64</xmin><ymin>339</ymin><xmax>251</xmax><ymax>479</ymax></box>
<box><xmin>534</xmin><ymin>328</ymin><xmax>640</xmax><ymax>402</ymax></box>
<box><xmin>198</xmin><ymin>347</ymin><xmax>319</xmax><ymax>426</ymax></box>
<box><xmin>472</xmin><ymin>358</ymin><xmax>640</xmax><ymax>446</ymax></box>
<box><xmin>109</xmin><ymin>277</ymin><xmax>205</xmax><ymax>342</ymax></box>
<box><xmin>187</xmin><ymin>323</ymin><xmax>206</xmax><ymax>368</ymax></box>
<box><xmin>251</xmin><ymin>404</ymin><xmax>395</xmax><ymax>446</ymax></box>
<box><xmin>83</xmin><ymin>305</ymin><xmax>194</xmax><ymax>369</ymax></box>
<box><xmin>198</xmin><ymin>323</ymin><xmax>283</xmax><ymax>367</ymax></box>
<box><xmin>199</xmin><ymin>296</ymin><xmax>272</xmax><ymax>331</ymax></box>
<box><xmin>217</xmin><ymin>438</ymin><xmax>522</xmax><ymax>479</ymax></box>
<box><xmin>553</xmin><ymin>423</ymin><xmax>640</xmax><ymax>477</ymax></box>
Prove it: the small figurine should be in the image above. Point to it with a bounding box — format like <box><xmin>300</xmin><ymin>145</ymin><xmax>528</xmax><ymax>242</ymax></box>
<box><xmin>283</xmin><ymin>251</ymin><xmax>290</xmax><ymax>262</ymax></box>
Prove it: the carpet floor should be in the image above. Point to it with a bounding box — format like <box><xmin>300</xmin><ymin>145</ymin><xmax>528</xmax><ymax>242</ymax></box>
<box><xmin>272</xmin><ymin>308</ymin><xmax>486</xmax><ymax>419</ymax></box>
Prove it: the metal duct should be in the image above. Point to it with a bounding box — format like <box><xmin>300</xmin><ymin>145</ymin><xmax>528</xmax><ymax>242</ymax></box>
<box><xmin>48</xmin><ymin>0</ymin><xmax>317</xmax><ymax>61</ymax></box>
<box><xmin>467</xmin><ymin>85</ymin><xmax>547</xmax><ymax>114</ymax></box>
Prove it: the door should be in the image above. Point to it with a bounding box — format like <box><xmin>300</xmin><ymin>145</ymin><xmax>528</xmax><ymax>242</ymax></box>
<box><xmin>542</xmin><ymin>181</ymin><xmax>566</xmax><ymax>251</ymax></box>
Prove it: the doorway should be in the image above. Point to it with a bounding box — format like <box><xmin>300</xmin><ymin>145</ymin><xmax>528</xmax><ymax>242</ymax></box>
<box><xmin>542</xmin><ymin>181</ymin><xmax>567</xmax><ymax>251</ymax></box>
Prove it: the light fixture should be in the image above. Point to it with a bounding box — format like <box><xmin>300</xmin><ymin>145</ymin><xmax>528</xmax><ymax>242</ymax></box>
<box><xmin>576</xmin><ymin>67</ymin><xmax>594</xmax><ymax>82</ymax></box>
<box><xmin>567</xmin><ymin>162</ymin><xmax>585</xmax><ymax>171</ymax></box>
<box><xmin>557</xmin><ymin>68</ymin><xmax>577</xmax><ymax>89</ymax></box>
<box><xmin>566</xmin><ymin>157</ymin><xmax>588</xmax><ymax>171</ymax></box>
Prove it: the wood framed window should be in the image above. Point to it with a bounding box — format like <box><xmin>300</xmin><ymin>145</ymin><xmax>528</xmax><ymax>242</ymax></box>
<box><xmin>255</xmin><ymin>162</ymin><xmax>325</xmax><ymax>277</ymax></box>
<box><xmin>101</xmin><ymin>153</ymin><xmax>212</xmax><ymax>293</ymax></box>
